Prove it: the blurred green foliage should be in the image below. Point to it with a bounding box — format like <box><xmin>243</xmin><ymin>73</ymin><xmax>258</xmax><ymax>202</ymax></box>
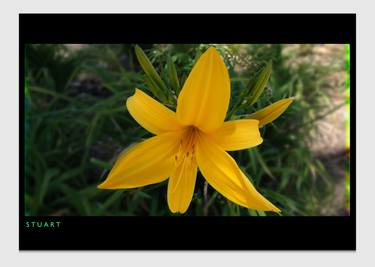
<box><xmin>25</xmin><ymin>44</ymin><xmax>346</xmax><ymax>216</ymax></box>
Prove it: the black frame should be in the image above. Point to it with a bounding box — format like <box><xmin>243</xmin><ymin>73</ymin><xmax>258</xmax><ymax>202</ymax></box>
<box><xmin>20</xmin><ymin>14</ymin><xmax>356</xmax><ymax>250</ymax></box>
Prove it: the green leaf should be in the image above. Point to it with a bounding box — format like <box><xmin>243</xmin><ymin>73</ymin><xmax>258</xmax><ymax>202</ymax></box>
<box><xmin>253</xmin><ymin>147</ymin><xmax>275</xmax><ymax>179</ymax></box>
<box><xmin>167</xmin><ymin>55</ymin><xmax>181</xmax><ymax>95</ymax></box>
<box><xmin>90</xmin><ymin>158</ymin><xmax>112</xmax><ymax>170</ymax></box>
<box><xmin>248</xmin><ymin>209</ymin><xmax>258</xmax><ymax>216</ymax></box>
<box><xmin>135</xmin><ymin>189</ymin><xmax>152</xmax><ymax>199</ymax></box>
<box><xmin>256</xmin><ymin>210</ymin><xmax>267</xmax><ymax>216</ymax></box>
<box><xmin>100</xmin><ymin>191</ymin><xmax>124</xmax><ymax>211</ymax></box>
<box><xmin>36</xmin><ymin>168</ymin><xmax>60</xmax><ymax>210</ymax></box>
<box><xmin>29</xmin><ymin>86</ymin><xmax>74</xmax><ymax>102</ymax></box>
<box><xmin>134</xmin><ymin>45</ymin><xmax>169</xmax><ymax>101</ymax></box>
<box><xmin>144</xmin><ymin>75</ymin><xmax>168</xmax><ymax>103</ymax></box>
<box><xmin>245</xmin><ymin>61</ymin><xmax>272</xmax><ymax>106</ymax></box>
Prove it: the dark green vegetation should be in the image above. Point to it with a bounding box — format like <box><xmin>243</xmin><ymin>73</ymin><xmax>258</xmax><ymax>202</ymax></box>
<box><xmin>25</xmin><ymin>44</ymin><xmax>347</xmax><ymax>216</ymax></box>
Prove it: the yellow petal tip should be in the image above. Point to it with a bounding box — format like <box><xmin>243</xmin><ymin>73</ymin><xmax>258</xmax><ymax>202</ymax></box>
<box><xmin>259</xmin><ymin>137</ymin><xmax>264</xmax><ymax>145</ymax></box>
<box><xmin>248</xmin><ymin>97</ymin><xmax>295</xmax><ymax>126</ymax></box>
<box><xmin>125</xmin><ymin>90</ymin><xmax>136</xmax><ymax>108</ymax></box>
<box><xmin>130</xmin><ymin>88</ymin><xmax>142</xmax><ymax>99</ymax></box>
<box><xmin>206</xmin><ymin>46</ymin><xmax>218</xmax><ymax>53</ymax></box>
<box><xmin>97</xmin><ymin>180</ymin><xmax>119</xmax><ymax>190</ymax></box>
<box><xmin>204</xmin><ymin>47</ymin><xmax>222</xmax><ymax>60</ymax></box>
<box><xmin>97</xmin><ymin>179</ymin><xmax>114</xmax><ymax>189</ymax></box>
<box><xmin>273</xmin><ymin>207</ymin><xmax>281</xmax><ymax>213</ymax></box>
<box><xmin>268</xmin><ymin>203</ymin><xmax>281</xmax><ymax>213</ymax></box>
<box><xmin>97</xmin><ymin>183</ymin><xmax>106</xmax><ymax>189</ymax></box>
<box><xmin>126</xmin><ymin>89</ymin><xmax>140</xmax><ymax>106</ymax></box>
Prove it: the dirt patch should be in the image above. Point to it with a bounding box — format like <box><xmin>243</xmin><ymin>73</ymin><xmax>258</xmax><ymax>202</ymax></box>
<box><xmin>286</xmin><ymin>44</ymin><xmax>347</xmax><ymax>215</ymax></box>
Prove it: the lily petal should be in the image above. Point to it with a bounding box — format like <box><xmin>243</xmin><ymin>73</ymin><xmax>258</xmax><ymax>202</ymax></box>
<box><xmin>196</xmin><ymin>133</ymin><xmax>280</xmax><ymax>212</ymax></box>
<box><xmin>167</xmin><ymin>158</ymin><xmax>197</xmax><ymax>213</ymax></box>
<box><xmin>98</xmin><ymin>131</ymin><xmax>183</xmax><ymax>189</ymax></box>
<box><xmin>176</xmin><ymin>47</ymin><xmax>230</xmax><ymax>133</ymax></box>
<box><xmin>209</xmin><ymin>119</ymin><xmax>263</xmax><ymax>151</ymax></box>
<box><xmin>247</xmin><ymin>98</ymin><xmax>294</xmax><ymax>126</ymax></box>
<box><xmin>126</xmin><ymin>89</ymin><xmax>183</xmax><ymax>135</ymax></box>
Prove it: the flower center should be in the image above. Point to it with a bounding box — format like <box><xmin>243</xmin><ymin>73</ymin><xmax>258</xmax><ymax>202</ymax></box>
<box><xmin>174</xmin><ymin>126</ymin><xmax>199</xmax><ymax>166</ymax></box>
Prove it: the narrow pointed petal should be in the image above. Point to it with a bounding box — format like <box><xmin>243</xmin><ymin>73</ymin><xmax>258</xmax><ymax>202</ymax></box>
<box><xmin>176</xmin><ymin>47</ymin><xmax>230</xmax><ymax>133</ymax></box>
<box><xmin>196</xmin><ymin>133</ymin><xmax>280</xmax><ymax>212</ymax></box>
<box><xmin>167</xmin><ymin>158</ymin><xmax>197</xmax><ymax>213</ymax></box>
<box><xmin>126</xmin><ymin>89</ymin><xmax>183</xmax><ymax>135</ymax></box>
<box><xmin>208</xmin><ymin>119</ymin><xmax>263</xmax><ymax>151</ymax></box>
<box><xmin>247</xmin><ymin>98</ymin><xmax>294</xmax><ymax>126</ymax></box>
<box><xmin>98</xmin><ymin>131</ymin><xmax>183</xmax><ymax>189</ymax></box>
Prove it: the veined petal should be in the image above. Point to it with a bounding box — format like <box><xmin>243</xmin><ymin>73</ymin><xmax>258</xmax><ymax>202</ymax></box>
<box><xmin>208</xmin><ymin>119</ymin><xmax>263</xmax><ymax>151</ymax></box>
<box><xmin>126</xmin><ymin>89</ymin><xmax>184</xmax><ymax>135</ymax></box>
<box><xmin>196</xmin><ymin>133</ymin><xmax>280</xmax><ymax>212</ymax></box>
<box><xmin>247</xmin><ymin>98</ymin><xmax>294</xmax><ymax>126</ymax></box>
<box><xmin>176</xmin><ymin>47</ymin><xmax>230</xmax><ymax>133</ymax></box>
<box><xmin>98</xmin><ymin>131</ymin><xmax>183</xmax><ymax>189</ymax></box>
<box><xmin>167</xmin><ymin>158</ymin><xmax>197</xmax><ymax>213</ymax></box>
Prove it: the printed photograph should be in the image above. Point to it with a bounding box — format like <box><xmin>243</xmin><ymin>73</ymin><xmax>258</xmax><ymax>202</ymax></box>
<box><xmin>24</xmin><ymin>44</ymin><xmax>350</xmax><ymax>216</ymax></box>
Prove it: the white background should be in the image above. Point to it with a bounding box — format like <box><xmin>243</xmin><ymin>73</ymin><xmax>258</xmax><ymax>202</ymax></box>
<box><xmin>0</xmin><ymin>0</ymin><xmax>374</xmax><ymax>266</ymax></box>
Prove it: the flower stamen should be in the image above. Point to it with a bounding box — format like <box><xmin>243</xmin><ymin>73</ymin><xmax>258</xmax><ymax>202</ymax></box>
<box><xmin>171</xmin><ymin>127</ymin><xmax>199</xmax><ymax>193</ymax></box>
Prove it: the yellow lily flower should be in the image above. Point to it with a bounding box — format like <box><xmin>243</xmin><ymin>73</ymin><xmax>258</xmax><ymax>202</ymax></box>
<box><xmin>98</xmin><ymin>47</ymin><xmax>291</xmax><ymax>214</ymax></box>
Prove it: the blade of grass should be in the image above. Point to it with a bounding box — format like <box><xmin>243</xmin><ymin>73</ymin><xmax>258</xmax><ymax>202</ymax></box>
<box><xmin>29</xmin><ymin>86</ymin><xmax>74</xmax><ymax>102</ymax></box>
<box><xmin>253</xmin><ymin>147</ymin><xmax>275</xmax><ymax>179</ymax></box>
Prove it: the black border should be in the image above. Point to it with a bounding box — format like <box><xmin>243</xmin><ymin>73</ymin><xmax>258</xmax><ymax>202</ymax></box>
<box><xmin>19</xmin><ymin>14</ymin><xmax>356</xmax><ymax>250</ymax></box>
